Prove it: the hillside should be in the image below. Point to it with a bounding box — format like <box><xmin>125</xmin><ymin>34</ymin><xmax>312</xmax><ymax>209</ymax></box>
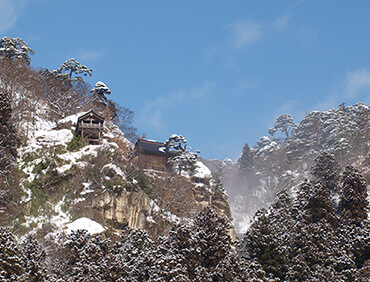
<box><xmin>2</xmin><ymin>112</ymin><xmax>230</xmax><ymax>238</ymax></box>
<box><xmin>204</xmin><ymin>102</ymin><xmax>370</xmax><ymax>235</ymax></box>
<box><xmin>0</xmin><ymin>37</ymin><xmax>369</xmax><ymax>281</ymax></box>
<box><xmin>0</xmin><ymin>56</ymin><xmax>230</xmax><ymax>240</ymax></box>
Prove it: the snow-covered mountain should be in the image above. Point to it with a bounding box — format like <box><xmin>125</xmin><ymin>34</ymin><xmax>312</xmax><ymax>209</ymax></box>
<box><xmin>205</xmin><ymin>102</ymin><xmax>370</xmax><ymax>235</ymax></box>
<box><xmin>5</xmin><ymin>112</ymin><xmax>229</xmax><ymax>238</ymax></box>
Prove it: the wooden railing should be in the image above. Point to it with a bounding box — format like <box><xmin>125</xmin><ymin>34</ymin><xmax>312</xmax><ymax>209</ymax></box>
<box><xmin>79</xmin><ymin>123</ymin><xmax>102</xmax><ymax>129</ymax></box>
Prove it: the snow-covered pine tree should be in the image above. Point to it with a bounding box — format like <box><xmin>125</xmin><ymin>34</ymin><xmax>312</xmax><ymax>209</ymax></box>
<box><xmin>311</xmin><ymin>152</ymin><xmax>340</xmax><ymax>191</ymax></box>
<box><xmin>21</xmin><ymin>235</ymin><xmax>47</xmax><ymax>281</ymax></box>
<box><xmin>163</xmin><ymin>134</ymin><xmax>188</xmax><ymax>152</ymax></box>
<box><xmin>286</xmin><ymin>173</ymin><xmax>356</xmax><ymax>280</ymax></box>
<box><xmin>193</xmin><ymin>206</ymin><xmax>232</xmax><ymax>270</ymax></box>
<box><xmin>268</xmin><ymin>113</ymin><xmax>296</xmax><ymax>141</ymax></box>
<box><xmin>53</xmin><ymin>58</ymin><xmax>92</xmax><ymax>81</ymax></box>
<box><xmin>0</xmin><ymin>36</ymin><xmax>35</xmax><ymax>65</ymax></box>
<box><xmin>90</xmin><ymin>81</ymin><xmax>111</xmax><ymax>105</ymax></box>
<box><xmin>164</xmin><ymin>134</ymin><xmax>198</xmax><ymax>175</ymax></box>
<box><xmin>237</xmin><ymin>142</ymin><xmax>253</xmax><ymax>176</ymax></box>
<box><xmin>243</xmin><ymin>189</ymin><xmax>292</xmax><ymax>280</ymax></box>
<box><xmin>49</xmin><ymin>229</ymin><xmax>91</xmax><ymax>280</ymax></box>
<box><xmin>50</xmin><ymin>229</ymin><xmax>115</xmax><ymax>281</ymax></box>
<box><xmin>337</xmin><ymin>166</ymin><xmax>369</xmax><ymax>270</ymax></box>
<box><xmin>0</xmin><ymin>90</ymin><xmax>18</xmax><ymax>185</ymax></box>
<box><xmin>0</xmin><ymin>228</ymin><xmax>25</xmax><ymax>280</ymax></box>
<box><xmin>150</xmin><ymin>225</ymin><xmax>192</xmax><ymax>281</ymax></box>
<box><xmin>339</xmin><ymin>165</ymin><xmax>368</xmax><ymax>225</ymax></box>
<box><xmin>90</xmin><ymin>81</ymin><xmax>119</xmax><ymax>120</ymax></box>
<box><xmin>108</xmin><ymin>227</ymin><xmax>154</xmax><ymax>281</ymax></box>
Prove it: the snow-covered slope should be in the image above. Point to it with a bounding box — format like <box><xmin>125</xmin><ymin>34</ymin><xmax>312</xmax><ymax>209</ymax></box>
<box><xmin>13</xmin><ymin>111</ymin><xmax>229</xmax><ymax>239</ymax></box>
<box><xmin>208</xmin><ymin>102</ymin><xmax>370</xmax><ymax>235</ymax></box>
<box><xmin>15</xmin><ymin>112</ymin><xmax>133</xmax><ymax>234</ymax></box>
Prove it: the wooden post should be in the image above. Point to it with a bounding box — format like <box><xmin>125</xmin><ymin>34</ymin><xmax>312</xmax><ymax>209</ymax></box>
<box><xmin>81</xmin><ymin>120</ymin><xmax>84</xmax><ymax>138</ymax></box>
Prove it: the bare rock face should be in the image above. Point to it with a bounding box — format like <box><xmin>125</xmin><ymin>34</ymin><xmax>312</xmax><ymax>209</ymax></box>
<box><xmin>72</xmin><ymin>168</ymin><xmax>233</xmax><ymax>239</ymax></box>
<box><xmin>82</xmin><ymin>190</ymin><xmax>151</xmax><ymax>230</ymax></box>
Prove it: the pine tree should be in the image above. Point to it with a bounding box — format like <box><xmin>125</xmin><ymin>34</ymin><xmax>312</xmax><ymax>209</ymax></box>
<box><xmin>0</xmin><ymin>90</ymin><xmax>17</xmax><ymax>185</ymax></box>
<box><xmin>193</xmin><ymin>206</ymin><xmax>232</xmax><ymax>269</ymax></box>
<box><xmin>164</xmin><ymin>134</ymin><xmax>198</xmax><ymax>175</ymax></box>
<box><xmin>108</xmin><ymin>227</ymin><xmax>154</xmax><ymax>281</ymax></box>
<box><xmin>244</xmin><ymin>189</ymin><xmax>292</xmax><ymax>280</ymax></box>
<box><xmin>238</xmin><ymin>142</ymin><xmax>253</xmax><ymax>175</ymax></box>
<box><xmin>338</xmin><ymin>166</ymin><xmax>369</xmax><ymax>270</ymax></box>
<box><xmin>90</xmin><ymin>81</ymin><xmax>111</xmax><ymax>106</ymax></box>
<box><xmin>0</xmin><ymin>37</ymin><xmax>35</xmax><ymax>64</ymax></box>
<box><xmin>311</xmin><ymin>152</ymin><xmax>340</xmax><ymax>191</ymax></box>
<box><xmin>306</xmin><ymin>183</ymin><xmax>336</xmax><ymax>225</ymax></box>
<box><xmin>268</xmin><ymin>113</ymin><xmax>296</xmax><ymax>140</ymax></box>
<box><xmin>54</xmin><ymin>58</ymin><xmax>92</xmax><ymax>80</ymax></box>
<box><xmin>154</xmin><ymin>224</ymin><xmax>195</xmax><ymax>280</ymax></box>
<box><xmin>339</xmin><ymin>166</ymin><xmax>368</xmax><ymax>225</ymax></box>
<box><xmin>21</xmin><ymin>235</ymin><xmax>47</xmax><ymax>282</ymax></box>
<box><xmin>0</xmin><ymin>228</ymin><xmax>25</xmax><ymax>280</ymax></box>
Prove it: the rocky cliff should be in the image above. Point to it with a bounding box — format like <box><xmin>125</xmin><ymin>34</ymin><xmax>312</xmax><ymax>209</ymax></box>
<box><xmin>6</xmin><ymin>113</ymin><xmax>231</xmax><ymax>239</ymax></box>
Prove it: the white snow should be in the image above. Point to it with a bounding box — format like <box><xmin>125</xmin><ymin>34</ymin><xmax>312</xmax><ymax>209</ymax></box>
<box><xmin>65</xmin><ymin>217</ymin><xmax>106</xmax><ymax>234</ymax></box>
<box><xmin>150</xmin><ymin>200</ymin><xmax>161</xmax><ymax>213</ymax></box>
<box><xmin>56</xmin><ymin>163</ymin><xmax>73</xmax><ymax>174</ymax></box>
<box><xmin>35</xmin><ymin>128</ymin><xmax>73</xmax><ymax>145</ymax></box>
<box><xmin>223</xmin><ymin>158</ymin><xmax>234</xmax><ymax>165</ymax></box>
<box><xmin>238</xmin><ymin>214</ymin><xmax>252</xmax><ymax>234</ymax></box>
<box><xmin>50</xmin><ymin>198</ymin><xmax>71</xmax><ymax>229</ymax></box>
<box><xmin>80</xmin><ymin>182</ymin><xmax>94</xmax><ymax>195</ymax></box>
<box><xmin>101</xmin><ymin>163</ymin><xmax>126</xmax><ymax>179</ymax></box>
<box><xmin>193</xmin><ymin>161</ymin><xmax>212</xmax><ymax>179</ymax></box>
<box><xmin>146</xmin><ymin>216</ymin><xmax>156</xmax><ymax>223</ymax></box>
<box><xmin>23</xmin><ymin>198</ymin><xmax>71</xmax><ymax>232</ymax></box>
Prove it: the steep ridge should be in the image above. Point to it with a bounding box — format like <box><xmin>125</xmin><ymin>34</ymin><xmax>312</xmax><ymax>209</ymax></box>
<box><xmin>5</xmin><ymin>111</ymin><xmax>231</xmax><ymax>238</ymax></box>
<box><xmin>205</xmin><ymin>102</ymin><xmax>369</xmax><ymax>235</ymax></box>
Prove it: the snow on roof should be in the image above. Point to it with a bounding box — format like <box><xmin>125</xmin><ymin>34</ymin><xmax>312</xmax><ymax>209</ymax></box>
<box><xmin>65</xmin><ymin>217</ymin><xmax>106</xmax><ymax>234</ymax></box>
<box><xmin>193</xmin><ymin>161</ymin><xmax>212</xmax><ymax>179</ymax></box>
<box><xmin>136</xmin><ymin>139</ymin><xmax>168</xmax><ymax>154</ymax></box>
<box><xmin>59</xmin><ymin>112</ymin><xmax>87</xmax><ymax>124</ymax></box>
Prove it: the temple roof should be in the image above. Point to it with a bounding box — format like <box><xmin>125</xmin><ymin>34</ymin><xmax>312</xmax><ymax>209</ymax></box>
<box><xmin>135</xmin><ymin>139</ymin><xmax>169</xmax><ymax>155</ymax></box>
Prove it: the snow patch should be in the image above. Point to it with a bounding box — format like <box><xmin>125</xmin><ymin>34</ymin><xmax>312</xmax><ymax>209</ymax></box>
<box><xmin>65</xmin><ymin>217</ymin><xmax>106</xmax><ymax>234</ymax></box>
<box><xmin>50</xmin><ymin>198</ymin><xmax>71</xmax><ymax>229</ymax></box>
<box><xmin>193</xmin><ymin>161</ymin><xmax>212</xmax><ymax>179</ymax></box>
<box><xmin>101</xmin><ymin>163</ymin><xmax>126</xmax><ymax>179</ymax></box>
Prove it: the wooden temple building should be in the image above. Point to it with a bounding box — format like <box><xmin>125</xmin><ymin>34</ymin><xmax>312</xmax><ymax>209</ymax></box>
<box><xmin>131</xmin><ymin>139</ymin><xmax>172</xmax><ymax>171</ymax></box>
<box><xmin>75</xmin><ymin>110</ymin><xmax>104</xmax><ymax>144</ymax></box>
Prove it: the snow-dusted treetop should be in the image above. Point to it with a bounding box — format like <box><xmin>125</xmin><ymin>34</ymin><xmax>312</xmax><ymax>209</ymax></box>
<box><xmin>163</xmin><ymin>134</ymin><xmax>188</xmax><ymax>152</ymax></box>
<box><xmin>163</xmin><ymin>134</ymin><xmax>199</xmax><ymax>174</ymax></box>
<box><xmin>223</xmin><ymin>158</ymin><xmax>234</xmax><ymax>166</ymax></box>
<box><xmin>268</xmin><ymin>113</ymin><xmax>296</xmax><ymax>140</ymax></box>
<box><xmin>53</xmin><ymin>58</ymin><xmax>92</xmax><ymax>80</ymax></box>
<box><xmin>90</xmin><ymin>81</ymin><xmax>111</xmax><ymax>103</ymax></box>
<box><xmin>0</xmin><ymin>36</ymin><xmax>35</xmax><ymax>64</ymax></box>
<box><xmin>91</xmin><ymin>81</ymin><xmax>111</xmax><ymax>95</ymax></box>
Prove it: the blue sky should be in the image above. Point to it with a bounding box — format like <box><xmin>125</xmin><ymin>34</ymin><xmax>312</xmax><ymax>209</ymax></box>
<box><xmin>1</xmin><ymin>0</ymin><xmax>369</xmax><ymax>160</ymax></box>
